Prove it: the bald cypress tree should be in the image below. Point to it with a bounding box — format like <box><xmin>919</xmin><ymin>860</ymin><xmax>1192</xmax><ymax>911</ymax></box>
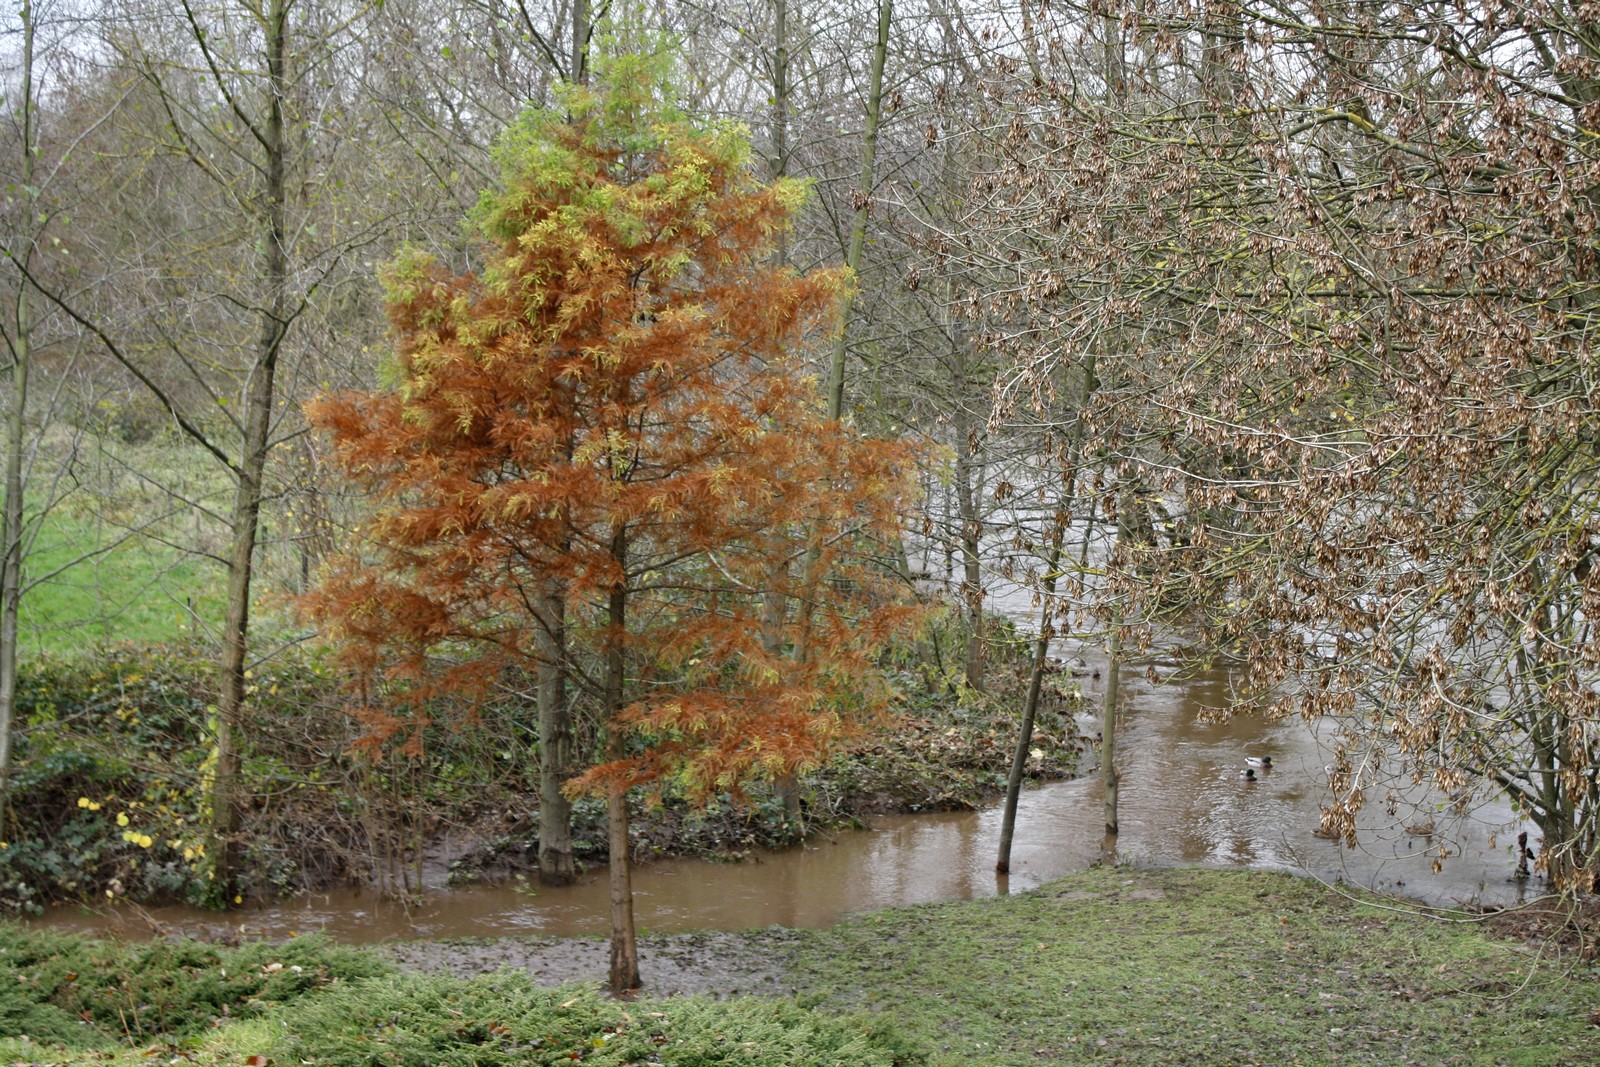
<box><xmin>303</xmin><ymin>52</ymin><xmax>918</xmax><ymax>993</ymax></box>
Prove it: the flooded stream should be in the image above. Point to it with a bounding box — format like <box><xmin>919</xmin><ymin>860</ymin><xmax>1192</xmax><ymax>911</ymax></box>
<box><xmin>33</xmin><ymin>649</ymin><xmax>1540</xmax><ymax>945</ymax></box>
<box><xmin>28</xmin><ymin>525</ymin><xmax>1547</xmax><ymax>943</ymax></box>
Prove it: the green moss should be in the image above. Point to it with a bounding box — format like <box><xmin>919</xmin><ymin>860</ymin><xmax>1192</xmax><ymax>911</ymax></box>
<box><xmin>790</xmin><ymin>866</ymin><xmax>1600</xmax><ymax>1066</ymax></box>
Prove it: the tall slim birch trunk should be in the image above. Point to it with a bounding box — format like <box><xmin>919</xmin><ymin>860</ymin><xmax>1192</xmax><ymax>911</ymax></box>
<box><xmin>995</xmin><ymin>521</ymin><xmax>1063</xmax><ymax>873</ymax></box>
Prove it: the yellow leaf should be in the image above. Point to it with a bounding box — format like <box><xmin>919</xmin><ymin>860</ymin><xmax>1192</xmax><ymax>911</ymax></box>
<box><xmin>117</xmin><ymin>813</ymin><xmax>130</xmax><ymax>827</ymax></box>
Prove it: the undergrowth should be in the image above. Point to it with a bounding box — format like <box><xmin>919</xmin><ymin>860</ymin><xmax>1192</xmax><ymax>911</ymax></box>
<box><xmin>3</xmin><ymin>604</ymin><xmax>1082</xmax><ymax>910</ymax></box>
<box><xmin>0</xmin><ymin>925</ymin><xmax>386</xmax><ymax>1050</ymax></box>
<box><xmin>0</xmin><ymin>926</ymin><xmax>915</xmax><ymax>1066</ymax></box>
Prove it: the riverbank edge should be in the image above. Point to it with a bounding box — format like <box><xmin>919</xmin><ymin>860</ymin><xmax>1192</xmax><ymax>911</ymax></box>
<box><xmin>3</xmin><ymin>625</ymin><xmax>1087</xmax><ymax>914</ymax></box>
<box><xmin>5</xmin><ymin>865</ymin><xmax>1598</xmax><ymax>1066</ymax></box>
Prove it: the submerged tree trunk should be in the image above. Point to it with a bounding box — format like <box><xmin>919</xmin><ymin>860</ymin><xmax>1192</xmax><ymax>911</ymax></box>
<box><xmin>996</xmin><ymin>522</ymin><xmax>1065</xmax><ymax>873</ymax></box>
<box><xmin>1102</xmin><ymin>620</ymin><xmax>1123</xmax><ymax>836</ymax></box>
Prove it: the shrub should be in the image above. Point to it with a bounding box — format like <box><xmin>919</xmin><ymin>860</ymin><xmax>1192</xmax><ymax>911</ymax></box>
<box><xmin>0</xmin><ymin>924</ymin><xmax>389</xmax><ymax>1049</ymax></box>
<box><xmin>270</xmin><ymin>969</ymin><xmax>919</xmax><ymax>1066</ymax></box>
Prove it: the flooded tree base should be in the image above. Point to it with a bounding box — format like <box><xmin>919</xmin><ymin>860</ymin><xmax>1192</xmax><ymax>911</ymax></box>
<box><xmin>383</xmin><ymin>928</ymin><xmax>807</xmax><ymax>998</ymax></box>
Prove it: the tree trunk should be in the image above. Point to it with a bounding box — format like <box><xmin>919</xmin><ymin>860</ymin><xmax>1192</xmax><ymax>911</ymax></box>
<box><xmin>766</xmin><ymin>0</ymin><xmax>802</xmax><ymax>829</ymax></box>
<box><xmin>771</xmin><ymin>0</ymin><xmax>789</xmax><ymax>184</ymax></box>
<box><xmin>606</xmin><ymin>773</ymin><xmax>638</xmax><ymax>993</ymax></box>
<box><xmin>536</xmin><ymin>583</ymin><xmax>574</xmax><ymax>884</ymax></box>
<box><xmin>951</xmin><ymin>343</ymin><xmax>984</xmax><ymax>691</ymax></box>
<box><xmin>571</xmin><ymin>0</ymin><xmax>590</xmax><ymax>84</ymax></box>
<box><xmin>604</xmin><ymin>525</ymin><xmax>640</xmax><ymax>994</ymax></box>
<box><xmin>1103</xmin><ymin>617</ymin><xmax>1123</xmax><ymax>836</ymax></box>
<box><xmin>0</xmin><ymin>0</ymin><xmax>34</xmax><ymax>817</ymax></box>
<box><xmin>996</xmin><ymin>521</ymin><xmax>1064</xmax><ymax>873</ymax></box>
<box><xmin>206</xmin><ymin>0</ymin><xmax>289</xmax><ymax>900</ymax></box>
<box><xmin>825</xmin><ymin>0</ymin><xmax>892</xmax><ymax>420</ymax></box>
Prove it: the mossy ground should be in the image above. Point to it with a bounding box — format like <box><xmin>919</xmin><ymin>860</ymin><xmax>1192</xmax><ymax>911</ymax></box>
<box><xmin>791</xmin><ymin>866</ymin><xmax>1600</xmax><ymax>1066</ymax></box>
<box><xmin>6</xmin><ymin>866</ymin><xmax>1596</xmax><ymax>1066</ymax></box>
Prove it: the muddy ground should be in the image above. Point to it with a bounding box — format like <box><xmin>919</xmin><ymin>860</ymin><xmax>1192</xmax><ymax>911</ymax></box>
<box><xmin>382</xmin><ymin>927</ymin><xmax>808</xmax><ymax>997</ymax></box>
<box><xmin>379</xmin><ymin>870</ymin><xmax>1600</xmax><ymax>1005</ymax></box>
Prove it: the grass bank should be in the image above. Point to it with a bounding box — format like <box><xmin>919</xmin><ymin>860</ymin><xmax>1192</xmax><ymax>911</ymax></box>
<box><xmin>5</xmin><ymin>867</ymin><xmax>1596</xmax><ymax>1066</ymax></box>
<box><xmin>791</xmin><ymin>866</ymin><xmax>1600</xmax><ymax>1065</ymax></box>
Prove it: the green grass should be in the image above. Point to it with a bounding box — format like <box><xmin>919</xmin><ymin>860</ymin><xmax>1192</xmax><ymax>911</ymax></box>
<box><xmin>790</xmin><ymin>866</ymin><xmax>1600</xmax><ymax>1066</ymax></box>
<box><xmin>10</xmin><ymin>430</ymin><xmax>320</xmax><ymax>657</ymax></box>
<box><xmin>18</xmin><ymin>508</ymin><xmax>226</xmax><ymax>655</ymax></box>
<box><xmin>5</xmin><ymin>868</ymin><xmax>1597</xmax><ymax>1066</ymax></box>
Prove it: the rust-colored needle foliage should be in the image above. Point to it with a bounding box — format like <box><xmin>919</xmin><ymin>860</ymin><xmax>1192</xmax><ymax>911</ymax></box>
<box><xmin>301</xmin><ymin>52</ymin><xmax>919</xmax><ymax>988</ymax></box>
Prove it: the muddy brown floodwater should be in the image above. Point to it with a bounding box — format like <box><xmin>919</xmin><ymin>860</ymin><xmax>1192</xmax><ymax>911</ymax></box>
<box><xmin>29</xmin><ymin>556</ymin><xmax>1547</xmax><ymax>971</ymax></box>
<box><xmin>31</xmin><ymin>656</ymin><xmax>1541</xmax><ymax>955</ymax></box>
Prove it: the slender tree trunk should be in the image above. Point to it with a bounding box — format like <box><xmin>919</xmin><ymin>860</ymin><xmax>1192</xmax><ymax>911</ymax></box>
<box><xmin>571</xmin><ymin>0</ymin><xmax>590</xmax><ymax>84</ymax></box>
<box><xmin>951</xmin><ymin>342</ymin><xmax>984</xmax><ymax>690</ymax></box>
<box><xmin>605</xmin><ymin>525</ymin><xmax>639</xmax><ymax>994</ymax></box>
<box><xmin>995</xmin><ymin>349</ymin><xmax>1095</xmax><ymax>871</ymax></box>
<box><xmin>825</xmin><ymin>0</ymin><xmax>892</xmax><ymax>420</ymax></box>
<box><xmin>996</xmin><ymin>520</ymin><xmax>1064</xmax><ymax>873</ymax></box>
<box><xmin>207</xmin><ymin>0</ymin><xmax>289</xmax><ymax>899</ymax></box>
<box><xmin>766</xmin><ymin>0</ymin><xmax>803</xmax><ymax>831</ymax></box>
<box><xmin>1103</xmin><ymin>610</ymin><xmax>1123</xmax><ymax>836</ymax></box>
<box><xmin>536</xmin><ymin>584</ymin><xmax>574</xmax><ymax>884</ymax></box>
<box><xmin>771</xmin><ymin>0</ymin><xmax>789</xmax><ymax>185</ymax></box>
<box><xmin>0</xmin><ymin>0</ymin><xmax>35</xmax><ymax>818</ymax></box>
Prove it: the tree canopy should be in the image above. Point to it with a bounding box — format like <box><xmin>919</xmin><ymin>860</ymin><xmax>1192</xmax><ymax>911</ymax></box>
<box><xmin>301</xmin><ymin>51</ymin><xmax>920</xmax><ymax>990</ymax></box>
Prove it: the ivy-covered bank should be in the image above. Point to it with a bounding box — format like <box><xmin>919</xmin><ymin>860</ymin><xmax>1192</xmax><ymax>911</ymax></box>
<box><xmin>3</xmin><ymin>867</ymin><xmax>1596</xmax><ymax>1066</ymax></box>
<box><xmin>1</xmin><ymin>613</ymin><xmax>1083</xmax><ymax>912</ymax></box>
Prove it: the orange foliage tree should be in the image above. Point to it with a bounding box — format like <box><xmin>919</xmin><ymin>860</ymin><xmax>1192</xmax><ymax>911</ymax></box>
<box><xmin>301</xmin><ymin>52</ymin><xmax>919</xmax><ymax>993</ymax></box>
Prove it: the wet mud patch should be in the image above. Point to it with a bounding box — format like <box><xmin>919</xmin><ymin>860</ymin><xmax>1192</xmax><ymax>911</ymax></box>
<box><xmin>383</xmin><ymin>927</ymin><xmax>807</xmax><ymax>998</ymax></box>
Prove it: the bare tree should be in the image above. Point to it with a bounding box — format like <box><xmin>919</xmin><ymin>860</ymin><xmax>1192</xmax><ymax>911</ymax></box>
<box><xmin>963</xmin><ymin>0</ymin><xmax>1600</xmax><ymax>892</ymax></box>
